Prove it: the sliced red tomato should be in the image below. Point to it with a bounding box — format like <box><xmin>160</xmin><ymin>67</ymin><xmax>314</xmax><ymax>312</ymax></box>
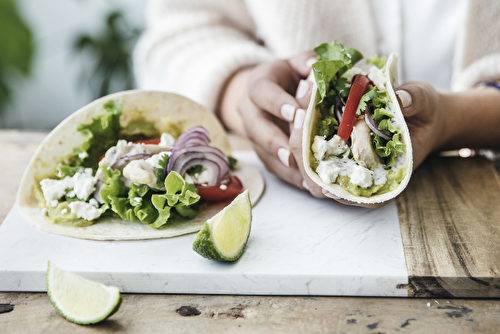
<box><xmin>337</xmin><ymin>74</ymin><xmax>372</xmax><ymax>140</ymax></box>
<box><xmin>134</xmin><ymin>138</ymin><xmax>161</xmax><ymax>145</ymax></box>
<box><xmin>195</xmin><ymin>175</ymin><xmax>244</xmax><ymax>202</ymax></box>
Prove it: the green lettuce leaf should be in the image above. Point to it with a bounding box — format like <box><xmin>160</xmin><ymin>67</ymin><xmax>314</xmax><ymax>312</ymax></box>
<box><xmin>366</xmin><ymin>55</ymin><xmax>387</xmax><ymax>69</ymax></box>
<box><xmin>312</xmin><ymin>41</ymin><xmax>363</xmax><ymax>103</ymax></box>
<box><xmin>374</xmin><ymin>131</ymin><xmax>406</xmax><ymax>167</ymax></box>
<box><xmin>74</xmin><ymin>99</ymin><xmax>123</xmax><ymax>169</ymax></box>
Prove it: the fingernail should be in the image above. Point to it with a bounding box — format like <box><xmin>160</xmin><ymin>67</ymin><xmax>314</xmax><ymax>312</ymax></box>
<box><xmin>277</xmin><ymin>147</ymin><xmax>290</xmax><ymax>167</ymax></box>
<box><xmin>281</xmin><ymin>104</ymin><xmax>296</xmax><ymax>122</ymax></box>
<box><xmin>294</xmin><ymin>108</ymin><xmax>306</xmax><ymax>129</ymax></box>
<box><xmin>295</xmin><ymin>80</ymin><xmax>309</xmax><ymax>99</ymax></box>
<box><xmin>302</xmin><ymin>180</ymin><xmax>309</xmax><ymax>190</ymax></box>
<box><xmin>306</xmin><ymin>57</ymin><xmax>317</xmax><ymax>68</ymax></box>
<box><xmin>396</xmin><ymin>90</ymin><xmax>412</xmax><ymax>108</ymax></box>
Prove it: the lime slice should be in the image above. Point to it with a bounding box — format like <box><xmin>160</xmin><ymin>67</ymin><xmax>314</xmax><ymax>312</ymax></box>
<box><xmin>193</xmin><ymin>189</ymin><xmax>252</xmax><ymax>261</ymax></box>
<box><xmin>46</xmin><ymin>261</ymin><xmax>122</xmax><ymax>325</ymax></box>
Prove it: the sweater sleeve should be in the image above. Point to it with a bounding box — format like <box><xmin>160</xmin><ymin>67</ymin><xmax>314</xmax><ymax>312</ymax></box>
<box><xmin>133</xmin><ymin>0</ymin><xmax>274</xmax><ymax>112</ymax></box>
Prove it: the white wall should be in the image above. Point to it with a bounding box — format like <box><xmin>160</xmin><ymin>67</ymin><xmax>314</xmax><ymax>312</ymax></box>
<box><xmin>2</xmin><ymin>0</ymin><xmax>145</xmax><ymax>129</ymax></box>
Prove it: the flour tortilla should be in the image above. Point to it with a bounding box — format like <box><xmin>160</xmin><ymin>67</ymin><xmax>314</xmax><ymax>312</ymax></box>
<box><xmin>17</xmin><ymin>90</ymin><xmax>265</xmax><ymax>240</ymax></box>
<box><xmin>302</xmin><ymin>54</ymin><xmax>413</xmax><ymax>204</ymax></box>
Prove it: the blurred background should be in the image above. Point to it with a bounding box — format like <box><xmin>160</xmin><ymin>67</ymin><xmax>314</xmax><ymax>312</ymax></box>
<box><xmin>0</xmin><ymin>0</ymin><xmax>145</xmax><ymax>129</ymax></box>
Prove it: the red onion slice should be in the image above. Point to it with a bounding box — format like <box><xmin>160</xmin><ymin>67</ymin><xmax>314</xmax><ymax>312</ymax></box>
<box><xmin>93</xmin><ymin>180</ymin><xmax>104</xmax><ymax>204</ymax></box>
<box><xmin>365</xmin><ymin>111</ymin><xmax>391</xmax><ymax>141</ymax></box>
<box><xmin>165</xmin><ymin>126</ymin><xmax>231</xmax><ymax>186</ymax></box>
<box><xmin>172</xmin><ymin>126</ymin><xmax>210</xmax><ymax>149</ymax></box>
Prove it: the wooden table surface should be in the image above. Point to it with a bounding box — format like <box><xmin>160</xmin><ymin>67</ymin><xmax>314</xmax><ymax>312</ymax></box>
<box><xmin>1</xmin><ymin>129</ymin><xmax>500</xmax><ymax>333</ymax></box>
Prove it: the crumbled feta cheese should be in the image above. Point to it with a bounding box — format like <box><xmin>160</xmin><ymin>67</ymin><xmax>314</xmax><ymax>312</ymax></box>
<box><xmin>50</xmin><ymin>200</ymin><xmax>58</xmax><ymax>208</ymax></box>
<box><xmin>316</xmin><ymin>160</ymin><xmax>341</xmax><ymax>184</ymax></box>
<box><xmin>60</xmin><ymin>209</ymin><xmax>67</xmax><ymax>215</ymax></box>
<box><xmin>367</xmin><ymin>66</ymin><xmax>386</xmax><ymax>90</ymax></box>
<box><xmin>145</xmin><ymin>151</ymin><xmax>169</xmax><ymax>169</ymax></box>
<box><xmin>350</xmin><ymin>165</ymin><xmax>373</xmax><ymax>188</ymax></box>
<box><xmin>159</xmin><ymin>133</ymin><xmax>175</xmax><ymax>148</ymax></box>
<box><xmin>40</xmin><ymin>177</ymin><xmax>74</xmax><ymax>203</ymax></box>
<box><xmin>184</xmin><ymin>169</ymin><xmax>212</xmax><ymax>184</ymax></box>
<box><xmin>134</xmin><ymin>197</ymin><xmax>142</xmax><ymax>203</ymax></box>
<box><xmin>89</xmin><ymin>198</ymin><xmax>99</xmax><ymax>207</ymax></box>
<box><xmin>312</xmin><ymin>135</ymin><xmax>347</xmax><ymax>161</ymax></box>
<box><xmin>72</xmin><ymin>168</ymin><xmax>97</xmax><ymax>201</ymax></box>
<box><xmin>78</xmin><ymin>151</ymin><xmax>89</xmax><ymax>160</ymax></box>
<box><xmin>69</xmin><ymin>201</ymin><xmax>104</xmax><ymax>221</ymax></box>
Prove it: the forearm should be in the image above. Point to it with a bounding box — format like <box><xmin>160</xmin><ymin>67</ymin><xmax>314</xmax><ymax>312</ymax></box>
<box><xmin>438</xmin><ymin>88</ymin><xmax>500</xmax><ymax>151</ymax></box>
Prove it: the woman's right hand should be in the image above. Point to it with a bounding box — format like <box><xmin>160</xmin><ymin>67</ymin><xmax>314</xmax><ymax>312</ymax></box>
<box><xmin>219</xmin><ymin>51</ymin><xmax>325</xmax><ymax>196</ymax></box>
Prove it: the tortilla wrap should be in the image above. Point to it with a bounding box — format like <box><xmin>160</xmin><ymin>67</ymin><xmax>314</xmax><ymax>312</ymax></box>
<box><xmin>302</xmin><ymin>54</ymin><xmax>413</xmax><ymax>204</ymax></box>
<box><xmin>17</xmin><ymin>90</ymin><xmax>265</xmax><ymax>240</ymax></box>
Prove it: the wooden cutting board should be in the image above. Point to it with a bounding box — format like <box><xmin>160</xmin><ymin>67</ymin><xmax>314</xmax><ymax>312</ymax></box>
<box><xmin>396</xmin><ymin>155</ymin><xmax>500</xmax><ymax>298</ymax></box>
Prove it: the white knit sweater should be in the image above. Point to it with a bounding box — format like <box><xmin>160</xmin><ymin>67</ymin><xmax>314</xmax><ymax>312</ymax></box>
<box><xmin>134</xmin><ymin>0</ymin><xmax>500</xmax><ymax>113</ymax></box>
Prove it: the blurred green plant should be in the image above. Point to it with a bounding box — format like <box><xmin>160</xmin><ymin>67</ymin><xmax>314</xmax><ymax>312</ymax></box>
<box><xmin>74</xmin><ymin>10</ymin><xmax>141</xmax><ymax>99</ymax></box>
<box><xmin>0</xmin><ymin>0</ymin><xmax>35</xmax><ymax>114</ymax></box>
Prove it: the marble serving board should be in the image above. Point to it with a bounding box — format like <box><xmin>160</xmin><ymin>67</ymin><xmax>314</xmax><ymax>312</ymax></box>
<box><xmin>0</xmin><ymin>151</ymin><xmax>408</xmax><ymax>296</ymax></box>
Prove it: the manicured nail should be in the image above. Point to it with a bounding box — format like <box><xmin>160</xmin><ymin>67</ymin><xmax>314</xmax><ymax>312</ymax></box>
<box><xmin>302</xmin><ymin>180</ymin><xmax>309</xmax><ymax>190</ymax></box>
<box><xmin>295</xmin><ymin>80</ymin><xmax>309</xmax><ymax>99</ymax></box>
<box><xmin>396</xmin><ymin>90</ymin><xmax>412</xmax><ymax>108</ymax></box>
<box><xmin>277</xmin><ymin>147</ymin><xmax>290</xmax><ymax>167</ymax></box>
<box><xmin>294</xmin><ymin>108</ymin><xmax>306</xmax><ymax>129</ymax></box>
<box><xmin>281</xmin><ymin>104</ymin><xmax>296</xmax><ymax>122</ymax></box>
<box><xmin>306</xmin><ymin>57</ymin><xmax>317</xmax><ymax>68</ymax></box>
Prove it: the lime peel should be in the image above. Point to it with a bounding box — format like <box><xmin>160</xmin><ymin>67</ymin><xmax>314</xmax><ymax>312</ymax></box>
<box><xmin>46</xmin><ymin>261</ymin><xmax>122</xmax><ymax>325</ymax></box>
<box><xmin>193</xmin><ymin>189</ymin><xmax>252</xmax><ymax>261</ymax></box>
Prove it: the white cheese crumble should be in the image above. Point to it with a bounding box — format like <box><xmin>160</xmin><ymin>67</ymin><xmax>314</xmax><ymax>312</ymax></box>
<box><xmin>145</xmin><ymin>151</ymin><xmax>169</xmax><ymax>169</ymax></box>
<box><xmin>159</xmin><ymin>133</ymin><xmax>175</xmax><ymax>148</ymax></box>
<box><xmin>312</xmin><ymin>135</ymin><xmax>348</xmax><ymax>161</ymax></box>
<box><xmin>315</xmin><ymin>157</ymin><xmax>375</xmax><ymax>189</ymax></box>
<box><xmin>367</xmin><ymin>66</ymin><xmax>386</xmax><ymax>90</ymax></box>
<box><xmin>69</xmin><ymin>201</ymin><xmax>104</xmax><ymax>221</ymax></box>
<box><xmin>60</xmin><ymin>209</ymin><xmax>67</xmax><ymax>215</ymax></box>
<box><xmin>40</xmin><ymin>168</ymin><xmax>97</xmax><ymax>206</ymax></box>
<box><xmin>78</xmin><ymin>151</ymin><xmax>89</xmax><ymax>160</ymax></box>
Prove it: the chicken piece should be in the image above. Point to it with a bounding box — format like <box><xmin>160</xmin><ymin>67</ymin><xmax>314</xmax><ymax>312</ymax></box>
<box><xmin>351</xmin><ymin>118</ymin><xmax>379</xmax><ymax>168</ymax></box>
<box><xmin>123</xmin><ymin>160</ymin><xmax>156</xmax><ymax>188</ymax></box>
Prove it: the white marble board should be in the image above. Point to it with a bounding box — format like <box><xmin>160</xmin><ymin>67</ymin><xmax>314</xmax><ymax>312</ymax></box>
<box><xmin>0</xmin><ymin>151</ymin><xmax>408</xmax><ymax>296</ymax></box>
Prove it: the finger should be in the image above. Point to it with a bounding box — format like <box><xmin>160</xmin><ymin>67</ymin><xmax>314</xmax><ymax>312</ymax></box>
<box><xmin>295</xmin><ymin>79</ymin><xmax>313</xmax><ymax>109</ymax></box>
<box><xmin>287</xmin><ymin>50</ymin><xmax>317</xmax><ymax>77</ymax></box>
<box><xmin>249</xmin><ymin>71</ymin><xmax>301</xmax><ymax>123</ymax></box>
<box><xmin>288</xmin><ymin>108</ymin><xmax>326</xmax><ymax>198</ymax></box>
<box><xmin>238</xmin><ymin>98</ymin><xmax>293</xmax><ymax>168</ymax></box>
<box><xmin>395</xmin><ymin>81</ymin><xmax>435</xmax><ymax>118</ymax></box>
<box><xmin>253</xmin><ymin>144</ymin><xmax>305</xmax><ymax>189</ymax></box>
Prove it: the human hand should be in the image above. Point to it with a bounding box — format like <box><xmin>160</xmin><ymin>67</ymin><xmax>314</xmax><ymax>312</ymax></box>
<box><xmin>220</xmin><ymin>51</ymin><xmax>326</xmax><ymax>193</ymax></box>
<box><xmin>394</xmin><ymin>81</ymin><xmax>443</xmax><ymax>170</ymax></box>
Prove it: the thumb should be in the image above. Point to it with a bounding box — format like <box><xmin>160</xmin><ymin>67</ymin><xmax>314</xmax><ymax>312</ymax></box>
<box><xmin>395</xmin><ymin>89</ymin><xmax>414</xmax><ymax>117</ymax></box>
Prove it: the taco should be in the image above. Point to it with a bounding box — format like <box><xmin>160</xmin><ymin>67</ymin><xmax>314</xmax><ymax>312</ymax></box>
<box><xmin>17</xmin><ymin>90</ymin><xmax>264</xmax><ymax>240</ymax></box>
<box><xmin>302</xmin><ymin>41</ymin><xmax>413</xmax><ymax>204</ymax></box>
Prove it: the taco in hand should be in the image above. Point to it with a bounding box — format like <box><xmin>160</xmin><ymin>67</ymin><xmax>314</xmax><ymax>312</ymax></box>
<box><xmin>302</xmin><ymin>41</ymin><xmax>413</xmax><ymax>204</ymax></box>
<box><xmin>17</xmin><ymin>91</ymin><xmax>264</xmax><ymax>240</ymax></box>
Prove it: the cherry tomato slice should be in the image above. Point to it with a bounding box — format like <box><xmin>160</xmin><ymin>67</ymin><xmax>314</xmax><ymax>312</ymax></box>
<box><xmin>195</xmin><ymin>175</ymin><xmax>244</xmax><ymax>202</ymax></box>
<box><xmin>134</xmin><ymin>138</ymin><xmax>161</xmax><ymax>145</ymax></box>
<box><xmin>337</xmin><ymin>75</ymin><xmax>372</xmax><ymax>140</ymax></box>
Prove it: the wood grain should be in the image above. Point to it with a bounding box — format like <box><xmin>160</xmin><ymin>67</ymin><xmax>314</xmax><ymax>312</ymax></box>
<box><xmin>397</xmin><ymin>155</ymin><xmax>500</xmax><ymax>297</ymax></box>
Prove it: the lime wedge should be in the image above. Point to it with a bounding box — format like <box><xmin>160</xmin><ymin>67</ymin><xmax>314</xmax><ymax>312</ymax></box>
<box><xmin>46</xmin><ymin>261</ymin><xmax>122</xmax><ymax>325</ymax></box>
<box><xmin>193</xmin><ymin>189</ymin><xmax>252</xmax><ymax>261</ymax></box>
